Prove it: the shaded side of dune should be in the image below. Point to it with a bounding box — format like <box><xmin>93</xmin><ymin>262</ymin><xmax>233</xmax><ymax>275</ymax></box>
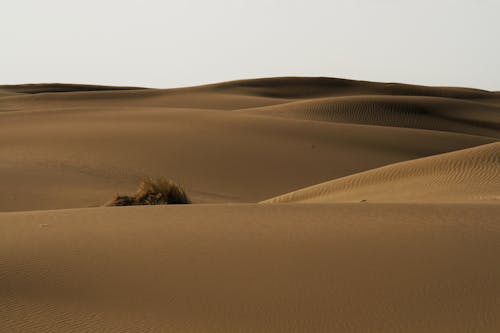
<box><xmin>1</xmin><ymin>77</ymin><xmax>499</xmax><ymax>210</ymax></box>
<box><xmin>240</xmin><ymin>95</ymin><xmax>500</xmax><ymax>138</ymax></box>
<box><xmin>210</xmin><ymin>77</ymin><xmax>500</xmax><ymax>100</ymax></box>
<box><xmin>3</xmin><ymin>76</ymin><xmax>500</xmax><ymax>103</ymax></box>
<box><xmin>0</xmin><ymin>83</ymin><xmax>147</xmax><ymax>94</ymax></box>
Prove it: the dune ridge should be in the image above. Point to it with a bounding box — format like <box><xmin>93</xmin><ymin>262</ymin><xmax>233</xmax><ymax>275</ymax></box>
<box><xmin>0</xmin><ymin>106</ymin><xmax>494</xmax><ymax>211</ymax></box>
<box><xmin>0</xmin><ymin>83</ymin><xmax>145</xmax><ymax>94</ymax></box>
<box><xmin>3</xmin><ymin>77</ymin><xmax>500</xmax><ymax>117</ymax></box>
<box><xmin>263</xmin><ymin>142</ymin><xmax>500</xmax><ymax>203</ymax></box>
<box><xmin>1</xmin><ymin>77</ymin><xmax>499</xmax><ymax>211</ymax></box>
<box><xmin>1</xmin><ymin>76</ymin><xmax>500</xmax><ymax>332</ymax></box>
<box><xmin>3</xmin><ymin>76</ymin><xmax>500</xmax><ymax>104</ymax></box>
<box><xmin>240</xmin><ymin>95</ymin><xmax>500</xmax><ymax>138</ymax></box>
<box><xmin>211</xmin><ymin>77</ymin><xmax>500</xmax><ymax>100</ymax></box>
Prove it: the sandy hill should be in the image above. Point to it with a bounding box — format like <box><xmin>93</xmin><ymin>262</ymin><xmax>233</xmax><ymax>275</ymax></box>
<box><xmin>3</xmin><ymin>106</ymin><xmax>492</xmax><ymax>211</ymax></box>
<box><xmin>1</xmin><ymin>77</ymin><xmax>500</xmax><ymax>332</ymax></box>
<box><xmin>2</xmin><ymin>77</ymin><xmax>497</xmax><ymax>211</ymax></box>
<box><xmin>263</xmin><ymin>142</ymin><xmax>500</xmax><ymax>203</ymax></box>
<box><xmin>0</xmin><ymin>83</ymin><xmax>144</xmax><ymax>94</ymax></box>
<box><xmin>211</xmin><ymin>77</ymin><xmax>500</xmax><ymax>101</ymax></box>
<box><xmin>3</xmin><ymin>76</ymin><xmax>500</xmax><ymax>110</ymax></box>
<box><xmin>4</xmin><ymin>77</ymin><xmax>499</xmax><ymax>98</ymax></box>
<box><xmin>1</xmin><ymin>203</ymin><xmax>499</xmax><ymax>332</ymax></box>
<box><xmin>240</xmin><ymin>95</ymin><xmax>500</xmax><ymax>138</ymax></box>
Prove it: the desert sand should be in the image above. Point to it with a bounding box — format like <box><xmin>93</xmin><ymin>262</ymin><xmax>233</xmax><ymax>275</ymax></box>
<box><xmin>1</xmin><ymin>77</ymin><xmax>499</xmax><ymax>332</ymax></box>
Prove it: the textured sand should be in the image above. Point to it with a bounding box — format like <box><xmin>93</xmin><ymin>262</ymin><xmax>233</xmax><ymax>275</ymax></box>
<box><xmin>1</xmin><ymin>77</ymin><xmax>499</xmax><ymax>332</ymax></box>
<box><xmin>1</xmin><ymin>203</ymin><xmax>499</xmax><ymax>332</ymax></box>
<box><xmin>240</xmin><ymin>95</ymin><xmax>500</xmax><ymax>138</ymax></box>
<box><xmin>264</xmin><ymin>142</ymin><xmax>500</xmax><ymax>203</ymax></box>
<box><xmin>1</xmin><ymin>78</ymin><xmax>498</xmax><ymax>211</ymax></box>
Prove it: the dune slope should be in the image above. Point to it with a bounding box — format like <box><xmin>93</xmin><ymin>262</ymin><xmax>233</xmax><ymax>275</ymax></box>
<box><xmin>0</xmin><ymin>106</ymin><xmax>494</xmax><ymax>211</ymax></box>
<box><xmin>264</xmin><ymin>142</ymin><xmax>500</xmax><ymax>203</ymax></box>
<box><xmin>3</xmin><ymin>77</ymin><xmax>500</xmax><ymax>112</ymax></box>
<box><xmin>0</xmin><ymin>83</ymin><xmax>145</xmax><ymax>94</ymax></box>
<box><xmin>1</xmin><ymin>203</ymin><xmax>499</xmax><ymax>332</ymax></box>
<box><xmin>1</xmin><ymin>77</ymin><xmax>499</xmax><ymax>332</ymax></box>
<box><xmin>1</xmin><ymin>77</ymin><xmax>499</xmax><ymax>211</ymax></box>
<box><xmin>241</xmin><ymin>95</ymin><xmax>500</xmax><ymax>138</ymax></box>
<box><xmin>211</xmin><ymin>77</ymin><xmax>500</xmax><ymax>101</ymax></box>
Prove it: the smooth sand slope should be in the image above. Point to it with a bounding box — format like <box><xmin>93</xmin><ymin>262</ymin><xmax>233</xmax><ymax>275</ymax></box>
<box><xmin>1</xmin><ymin>203</ymin><xmax>499</xmax><ymax>332</ymax></box>
<box><xmin>1</xmin><ymin>77</ymin><xmax>498</xmax><ymax>211</ymax></box>
<box><xmin>264</xmin><ymin>142</ymin><xmax>500</xmax><ymax>203</ymax></box>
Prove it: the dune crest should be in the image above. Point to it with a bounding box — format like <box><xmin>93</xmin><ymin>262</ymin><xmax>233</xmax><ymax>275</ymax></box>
<box><xmin>241</xmin><ymin>95</ymin><xmax>500</xmax><ymax>138</ymax></box>
<box><xmin>263</xmin><ymin>142</ymin><xmax>500</xmax><ymax>203</ymax></box>
<box><xmin>1</xmin><ymin>76</ymin><xmax>500</xmax><ymax>332</ymax></box>
<box><xmin>0</xmin><ymin>83</ymin><xmax>145</xmax><ymax>94</ymax></box>
<box><xmin>211</xmin><ymin>77</ymin><xmax>500</xmax><ymax>100</ymax></box>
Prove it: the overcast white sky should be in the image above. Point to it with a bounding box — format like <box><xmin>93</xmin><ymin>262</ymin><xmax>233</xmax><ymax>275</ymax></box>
<box><xmin>1</xmin><ymin>0</ymin><xmax>499</xmax><ymax>90</ymax></box>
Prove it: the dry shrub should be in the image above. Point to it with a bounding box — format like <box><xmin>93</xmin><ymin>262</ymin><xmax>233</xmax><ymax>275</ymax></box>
<box><xmin>109</xmin><ymin>178</ymin><xmax>191</xmax><ymax>206</ymax></box>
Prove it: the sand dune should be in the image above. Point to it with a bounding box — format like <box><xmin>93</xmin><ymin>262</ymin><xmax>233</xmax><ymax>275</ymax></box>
<box><xmin>1</xmin><ymin>77</ymin><xmax>499</xmax><ymax>332</ymax></box>
<box><xmin>3</xmin><ymin>77</ymin><xmax>500</xmax><ymax>113</ymax></box>
<box><xmin>0</xmin><ymin>89</ymin><xmax>18</xmax><ymax>98</ymax></box>
<box><xmin>1</xmin><ymin>77</ymin><xmax>498</xmax><ymax>211</ymax></box>
<box><xmin>264</xmin><ymin>142</ymin><xmax>500</xmax><ymax>203</ymax></box>
<box><xmin>0</xmin><ymin>106</ymin><xmax>494</xmax><ymax>211</ymax></box>
<box><xmin>7</xmin><ymin>77</ymin><xmax>500</xmax><ymax>100</ymax></box>
<box><xmin>0</xmin><ymin>83</ymin><xmax>144</xmax><ymax>94</ymax></box>
<box><xmin>212</xmin><ymin>77</ymin><xmax>500</xmax><ymax>101</ymax></box>
<box><xmin>0</xmin><ymin>88</ymin><xmax>289</xmax><ymax>112</ymax></box>
<box><xmin>1</xmin><ymin>203</ymin><xmax>499</xmax><ymax>332</ymax></box>
<box><xmin>241</xmin><ymin>95</ymin><xmax>500</xmax><ymax>138</ymax></box>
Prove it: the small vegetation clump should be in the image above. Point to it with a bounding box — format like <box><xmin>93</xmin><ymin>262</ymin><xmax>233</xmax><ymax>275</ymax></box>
<box><xmin>109</xmin><ymin>178</ymin><xmax>191</xmax><ymax>206</ymax></box>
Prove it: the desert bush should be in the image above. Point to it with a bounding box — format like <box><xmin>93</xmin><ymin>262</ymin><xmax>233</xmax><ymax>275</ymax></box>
<box><xmin>109</xmin><ymin>178</ymin><xmax>191</xmax><ymax>206</ymax></box>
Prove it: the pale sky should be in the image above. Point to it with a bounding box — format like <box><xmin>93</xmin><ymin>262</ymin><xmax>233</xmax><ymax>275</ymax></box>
<box><xmin>1</xmin><ymin>0</ymin><xmax>499</xmax><ymax>90</ymax></box>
